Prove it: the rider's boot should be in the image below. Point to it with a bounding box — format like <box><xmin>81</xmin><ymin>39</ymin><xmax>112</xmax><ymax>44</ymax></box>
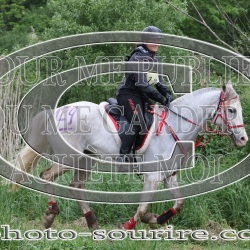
<box><xmin>117</xmin><ymin>148</ymin><xmax>131</xmax><ymax>164</ymax></box>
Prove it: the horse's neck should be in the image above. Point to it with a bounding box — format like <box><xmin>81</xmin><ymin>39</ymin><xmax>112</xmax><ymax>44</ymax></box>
<box><xmin>168</xmin><ymin>88</ymin><xmax>222</xmax><ymax>141</ymax></box>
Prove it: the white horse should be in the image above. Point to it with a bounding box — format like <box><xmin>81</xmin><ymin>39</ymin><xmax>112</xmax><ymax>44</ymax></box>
<box><xmin>13</xmin><ymin>83</ymin><xmax>248</xmax><ymax>230</ymax></box>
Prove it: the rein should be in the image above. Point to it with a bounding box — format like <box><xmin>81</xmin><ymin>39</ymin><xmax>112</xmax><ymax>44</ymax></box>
<box><xmin>150</xmin><ymin>91</ymin><xmax>245</xmax><ymax>153</ymax></box>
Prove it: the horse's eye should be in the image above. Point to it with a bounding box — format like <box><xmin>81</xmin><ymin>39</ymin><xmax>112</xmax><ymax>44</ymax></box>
<box><xmin>228</xmin><ymin>108</ymin><xmax>236</xmax><ymax>114</ymax></box>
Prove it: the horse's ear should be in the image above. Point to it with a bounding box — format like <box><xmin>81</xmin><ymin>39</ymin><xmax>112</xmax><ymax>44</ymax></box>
<box><xmin>222</xmin><ymin>81</ymin><xmax>233</xmax><ymax>92</ymax></box>
<box><xmin>222</xmin><ymin>82</ymin><xmax>226</xmax><ymax>92</ymax></box>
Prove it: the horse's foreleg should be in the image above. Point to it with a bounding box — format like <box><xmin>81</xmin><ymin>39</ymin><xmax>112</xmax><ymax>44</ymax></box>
<box><xmin>157</xmin><ymin>173</ymin><xmax>183</xmax><ymax>225</ymax></box>
<box><xmin>70</xmin><ymin>169</ymin><xmax>98</xmax><ymax>230</ymax></box>
<box><xmin>41</xmin><ymin>163</ymin><xmax>70</xmax><ymax>228</ymax></box>
<box><xmin>120</xmin><ymin>176</ymin><xmax>159</xmax><ymax>230</ymax></box>
<box><xmin>169</xmin><ymin>174</ymin><xmax>184</xmax><ymax>213</ymax></box>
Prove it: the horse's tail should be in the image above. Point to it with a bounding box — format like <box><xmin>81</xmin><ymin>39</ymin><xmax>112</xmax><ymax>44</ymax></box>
<box><xmin>11</xmin><ymin>110</ymin><xmax>50</xmax><ymax>191</ymax></box>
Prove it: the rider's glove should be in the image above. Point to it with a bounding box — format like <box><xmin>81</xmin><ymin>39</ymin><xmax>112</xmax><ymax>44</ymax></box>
<box><xmin>166</xmin><ymin>93</ymin><xmax>173</xmax><ymax>103</ymax></box>
<box><xmin>164</xmin><ymin>93</ymin><xmax>173</xmax><ymax>107</ymax></box>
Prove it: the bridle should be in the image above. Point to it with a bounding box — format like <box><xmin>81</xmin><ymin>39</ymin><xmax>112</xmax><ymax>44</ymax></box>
<box><xmin>152</xmin><ymin>90</ymin><xmax>245</xmax><ymax>153</ymax></box>
<box><xmin>212</xmin><ymin>91</ymin><xmax>245</xmax><ymax>132</ymax></box>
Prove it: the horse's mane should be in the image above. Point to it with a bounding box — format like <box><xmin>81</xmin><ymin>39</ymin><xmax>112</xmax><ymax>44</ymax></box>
<box><xmin>172</xmin><ymin>87</ymin><xmax>220</xmax><ymax>106</ymax></box>
<box><xmin>172</xmin><ymin>85</ymin><xmax>238</xmax><ymax>105</ymax></box>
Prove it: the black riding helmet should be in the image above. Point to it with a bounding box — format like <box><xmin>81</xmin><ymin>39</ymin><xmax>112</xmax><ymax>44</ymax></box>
<box><xmin>141</xmin><ymin>26</ymin><xmax>163</xmax><ymax>42</ymax></box>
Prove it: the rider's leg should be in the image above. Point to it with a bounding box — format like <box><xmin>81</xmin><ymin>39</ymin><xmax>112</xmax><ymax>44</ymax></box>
<box><xmin>118</xmin><ymin>126</ymin><xmax>139</xmax><ymax>162</ymax></box>
<box><xmin>117</xmin><ymin>94</ymin><xmax>145</xmax><ymax>162</ymax></box>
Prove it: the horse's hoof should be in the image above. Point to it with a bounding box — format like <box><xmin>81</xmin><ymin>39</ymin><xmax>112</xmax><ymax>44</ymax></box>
<box><xmin>91</xmin><ymin>222</ymin><xmax>99</xmax><ymax>230</ymax></box>
<box><xmin>117</xmin><ymin>222</ymin><xmax>125</xmax><ymax>230</ymax></box>
<box><xmin>43</xmin><ymin>213</ymin><xmax>56</xmax><ymax>229</ymax></box>
<box><xmin>141</xmin><ymin>213</ymin><xmax>158</xmax><ymax>224</ymax></box>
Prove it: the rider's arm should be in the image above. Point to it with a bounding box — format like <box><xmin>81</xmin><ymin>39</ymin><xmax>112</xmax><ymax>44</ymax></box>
<box><xmin>155</xmin><ymin>75</ymin><xmax>172</xmax><ymax>97</ymax></box>
<box><xmin>134</xmin><ymin>70</ymin><xmax>167</xmax><ymax>105</ymax></box>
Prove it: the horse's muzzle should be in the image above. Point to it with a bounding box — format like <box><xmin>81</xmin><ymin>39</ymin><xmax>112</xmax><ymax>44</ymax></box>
<box><xmin>230</xmin><ymin>132</ymin><xmax>248</xmax><ymax>147</ymax></box>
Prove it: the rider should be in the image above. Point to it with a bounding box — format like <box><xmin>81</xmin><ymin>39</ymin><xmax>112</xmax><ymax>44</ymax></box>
<box><xmin>116</xmin><ymin>26</ymin><xmax>173</xmax><ymax>162</ymax></box>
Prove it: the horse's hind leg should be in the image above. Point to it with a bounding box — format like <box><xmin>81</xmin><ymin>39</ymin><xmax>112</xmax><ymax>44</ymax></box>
<box><xmin>69</xmin><ymin>169</ymin><xmax>99</xmax><ymax>230</ymax></box>
<box><xmin>12</xmin><ymin>110</ymin><xmax>49</xmax><ymax>190</ymax></box>
<box><xmin>41</xmin><ymin>163</ymin><xmax>71</xmax><ymax>228</ymax></box>
<box><xmin>11</xmin><ymin>146</ymin><xmax>41</xmax><ymax>191</ymax></box>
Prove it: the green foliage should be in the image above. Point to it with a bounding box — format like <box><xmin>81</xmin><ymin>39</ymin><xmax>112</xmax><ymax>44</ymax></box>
<box><xmin>179</xmin><ymin>0</ymin><xmax>250</xmax><ymax>54</ymax></box>
<box><xmin>37</xmin><ymin>0</ymin><xmax>188</xmax><ymax>105</ymax></box>
<box><xmin>43</xmin><ymin>0</ymin><xmax>186</xmax><ymax>37</ymax></box>
<box><xmin>23</xmin><ymin>0</ymin><xmax>48</xmax><ymax>8</ymax></box>
<box><xmin>0</xmin><ymin>0</ymin><xmax>26</xmax><ymax>31</ymax></box>
<box><xmin>0</xmin><ymin>1</ymin><xmax>51</xmax><ymax>53</ymax></box>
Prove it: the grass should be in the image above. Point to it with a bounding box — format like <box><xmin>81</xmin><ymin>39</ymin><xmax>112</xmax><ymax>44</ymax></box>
<box><xmin>1</xmin><ymin>133</ymin><xmax>249</xmax><ymax>248</ymax></box>
<box><xmin>0</xmin><ymin>171</ymin><xmax>249</xmax><ymax>250</ymax></box>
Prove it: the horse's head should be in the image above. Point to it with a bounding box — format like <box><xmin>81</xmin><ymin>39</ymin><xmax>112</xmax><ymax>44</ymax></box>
<box><xmin>213</xmin><ymin>82</ymin><xmax>248</xmax><ymax>147</ymax></box>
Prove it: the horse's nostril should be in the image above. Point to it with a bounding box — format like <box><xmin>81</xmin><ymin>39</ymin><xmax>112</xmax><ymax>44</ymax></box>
<box><xmin>241</xmin><ymin>137</ymin><xmax>246</xmax><ymax>141</ymax></box>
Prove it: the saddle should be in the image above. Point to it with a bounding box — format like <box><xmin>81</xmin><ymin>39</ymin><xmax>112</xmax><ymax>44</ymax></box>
<box><xmin>103</xmin><ymin>98</ymin><xmax>154</xmax><ymax>152</ymax></box>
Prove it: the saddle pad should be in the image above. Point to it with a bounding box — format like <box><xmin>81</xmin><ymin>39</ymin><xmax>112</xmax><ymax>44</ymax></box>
<box><xmin>99</xmin><ymin>102</ymin><xmax>159</xmax><ymax>154</ymax></box>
